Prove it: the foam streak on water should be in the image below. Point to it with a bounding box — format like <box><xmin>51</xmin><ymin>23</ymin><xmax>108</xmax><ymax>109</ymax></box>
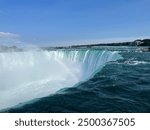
<box><xmin>0</xmin><ymin>50</ymin><xmax>122</xmax><ymax>110</ymax></box>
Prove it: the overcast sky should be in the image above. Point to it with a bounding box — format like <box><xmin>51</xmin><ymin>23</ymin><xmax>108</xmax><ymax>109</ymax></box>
<box><xmin>0</xmin><ymin>0</ymin><xmax>150</xmax><ymax>46</ymax></box>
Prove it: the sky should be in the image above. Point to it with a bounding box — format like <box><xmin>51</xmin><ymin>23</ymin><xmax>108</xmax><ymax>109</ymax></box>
<box><xmin>0</xmin><ymin>0</ymin><xmax>150</xmax><ymax>46</ymax></box>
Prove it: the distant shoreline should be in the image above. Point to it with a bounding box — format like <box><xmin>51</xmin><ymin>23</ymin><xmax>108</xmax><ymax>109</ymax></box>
<box><xmin>41</xmin><ymin>39</ymin><xmax>150</xmax><ymax>50</ymax></box>
<box><xmin>0</xmin><ymin>39</ymin><xmax>150</xmax><ymax>52</ymax></box>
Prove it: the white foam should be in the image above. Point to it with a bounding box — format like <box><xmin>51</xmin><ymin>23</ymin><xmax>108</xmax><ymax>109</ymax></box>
<box><xmin>125</xmin><ymin>60</ymin><xmax>150</xmax><ymax>65</ymax></box>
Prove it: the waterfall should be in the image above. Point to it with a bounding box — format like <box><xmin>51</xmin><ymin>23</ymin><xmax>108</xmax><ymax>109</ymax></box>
<box><xmin>0</xmin><ymin>50</ymin><xmax>122</xmax><ymax>110</ymax></box>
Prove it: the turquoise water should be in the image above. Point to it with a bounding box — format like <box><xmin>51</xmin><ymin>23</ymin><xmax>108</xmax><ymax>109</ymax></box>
<box><xmin>1</xmin><ymin>46</ymin><xmax>150</xmax><ymax>112</ymax></box>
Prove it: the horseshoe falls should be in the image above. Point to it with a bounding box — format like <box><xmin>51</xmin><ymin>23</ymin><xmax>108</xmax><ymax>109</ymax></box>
<box><xmin>0</xmin><ymin>50</ymin><xmax>121</xmax><ymax>110</ymax></box>
<box><xmin>0</xmin><ymin>47</ymin><xmax>150</xmax><ymax>113</ymax></box>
